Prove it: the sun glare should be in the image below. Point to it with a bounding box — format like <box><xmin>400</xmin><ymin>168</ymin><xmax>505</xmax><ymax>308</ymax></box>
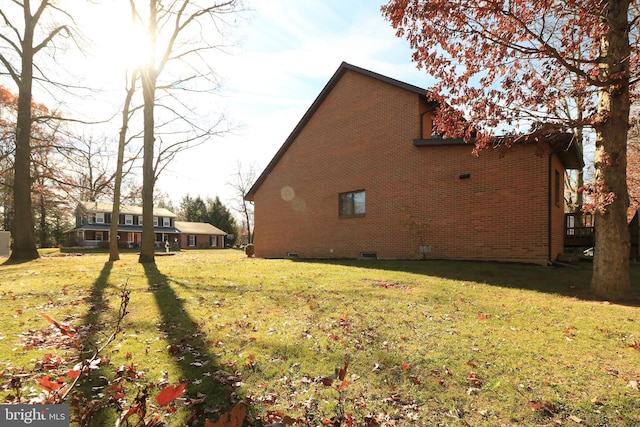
<box><xmin>87</xmin><ymin>3</ymin><xmax>155</xmax><ymax>73</ymax></box>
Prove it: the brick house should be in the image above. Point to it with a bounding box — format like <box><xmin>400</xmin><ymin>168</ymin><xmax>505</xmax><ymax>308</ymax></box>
<box><xmin>66</xmin><ymin>202</ymin><xmax>227</xmax><ymax>249</ymax></box>
<box><xmin>245</xmin><ymin>62</ymin><xmax>583</xmax><ymax>265</ymax></box>
<box><xmin>175</xmin><ymin>221</ymin><xmax>227</xmax><ymax>249</ymax></box>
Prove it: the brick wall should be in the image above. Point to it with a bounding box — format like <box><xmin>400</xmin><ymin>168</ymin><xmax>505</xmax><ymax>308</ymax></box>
<box><xmin>253</xmin><ymin>69</ymin><xmax>564</xmax><ymax>264</ymax></box>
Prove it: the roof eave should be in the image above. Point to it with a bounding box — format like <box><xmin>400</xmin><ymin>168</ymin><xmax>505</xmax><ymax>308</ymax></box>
<box><xmin>245</xmin><ymin>62</ymin><xmax>431</xmax><ymax>200</ymax></box>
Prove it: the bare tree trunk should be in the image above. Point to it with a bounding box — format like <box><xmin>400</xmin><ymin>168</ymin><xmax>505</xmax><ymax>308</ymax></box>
<box><xmin>138</xmin><ymin>0</ymin><xmax>158</xmax><ymax>264</ymax></box>
<box><xmin>110</xmin><ymin>72</ymin><xmax>138</xmax><ymax>262</ymax></box>
<box><xmin>591</xmin><ymin>0</ymin><xmax>631</xmax><ymax>299</ymax></box>
<box><xmin>9</xmin><ymin>21</ymin><xmax>39</xmax><ymax>261</ymax></box>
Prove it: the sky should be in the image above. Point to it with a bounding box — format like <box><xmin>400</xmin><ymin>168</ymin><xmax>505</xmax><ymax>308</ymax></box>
<box><xmin>1</xmin><ymin>0</ymin><xmax>435</xmax><ymax>210</ymax></box>
<box><xmin>151</xmin><ymin>0</ymin><xmax>437</xmax><ymax>207</ymax></box>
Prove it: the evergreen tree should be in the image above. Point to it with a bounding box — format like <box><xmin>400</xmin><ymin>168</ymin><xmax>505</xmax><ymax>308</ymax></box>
<box><xmin>207</xmin><ymin>196</ymin><xmax>238</xmax><ymax>247</ymax></box>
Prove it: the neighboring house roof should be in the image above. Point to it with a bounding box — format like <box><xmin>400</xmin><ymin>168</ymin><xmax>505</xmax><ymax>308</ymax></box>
<box><xmin>245</xmin><ymin>62</ymin><xmax>584</xmax><ymax>200</ymax></box>
<box><xmin>78</xmin><ymin>201</ymin><xmax>177</xmax><ymax>218</ymax></box>
<box><xmin>175</xmin><ymin>221</ymin><xmax>227</xmax><ymax>235</ymax></box>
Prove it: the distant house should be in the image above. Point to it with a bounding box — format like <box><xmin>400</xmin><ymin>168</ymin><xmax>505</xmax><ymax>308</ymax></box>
<box><xmin>244</xmin><ymin>62</ymin><xmax>583</xmax><ymax>265</ymax></box>
<box><xmin>66</xmin><ymin>202</ymin><xmax>227</xmax><ymax>249</ymax></box>
<box><xmin>175</xmin><ymin>221</ymin><xmax>227</xmax><ymax>249</ymax></box>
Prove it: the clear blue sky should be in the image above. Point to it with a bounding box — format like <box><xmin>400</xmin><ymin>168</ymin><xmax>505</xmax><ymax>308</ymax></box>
<box><xmin>156</xmin><ymin>0</ymin><xmax>436</xmax><ymax>206</ymax></box>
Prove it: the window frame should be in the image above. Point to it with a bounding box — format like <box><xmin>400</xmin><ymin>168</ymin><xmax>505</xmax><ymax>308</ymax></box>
<box><xmin>188</xmin><ymin>235</ymin><xmax>196</xmax><ymax>247</ymax></box>
<box><xmin>163</xmin><ymin>217</ymin><xmax>171</xmax><ymax>227</ymax></box>
<box><xmin>125</xmin><ymin>215</ymin><xmax>133</xmax><ymax>225</ymax></box>
<box><xmin>339</xmin><ymin>190</ymin><xmax>366</xmax><ymax>218</ymax></box>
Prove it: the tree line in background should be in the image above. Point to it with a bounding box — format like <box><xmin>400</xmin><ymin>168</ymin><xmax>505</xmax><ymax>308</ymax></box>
<box><xmin>0</xmin><ymin>83</ymin><xmax>249</xmax><ymax>248</ymax></box>
<box><xmin>0</xmin><ymin>0</ymin><xmax>243</xmax><ymax>262</ymax></box>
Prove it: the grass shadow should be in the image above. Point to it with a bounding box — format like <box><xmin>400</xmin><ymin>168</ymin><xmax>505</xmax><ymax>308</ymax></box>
<box><xmin>142</xmin><ymin>262</ymin><xmax>243</xmax><ymax>425</ymax></box>
<box><xmin>71</xmin><ymin>261</ymin><xmax>115</xmax><ymax>426</ymax></box>
<box><xmin>290</xmin><ymin>258</ymin><xmax>640</xmax><ymax>305</ymax></box>
<box><xmin>83</xmin><ymin>261</ymin><xmax>114</xmax><ymax>331</ymax></box>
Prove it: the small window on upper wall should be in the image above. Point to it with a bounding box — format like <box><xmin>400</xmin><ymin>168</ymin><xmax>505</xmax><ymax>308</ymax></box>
<box><xmin>163</xmin><ymin>217</ymin><xmax>171</xmax><ymax>227</ymax></box>
<box><xmin>339</xmin><ymin>190</ymin><xmax>366</xmax><ymax>217</ymax></box>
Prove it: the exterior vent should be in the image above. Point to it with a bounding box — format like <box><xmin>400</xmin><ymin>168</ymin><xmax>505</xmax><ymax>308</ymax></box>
<box><xmin>286</xmin><ymin>252</ymin><xmax>299</xmax><ymax>259</ymax></box>
<box><xmin>358</xmin><ymin>252</ymin><xmax>377</xmax><ymax>260</ymax></box>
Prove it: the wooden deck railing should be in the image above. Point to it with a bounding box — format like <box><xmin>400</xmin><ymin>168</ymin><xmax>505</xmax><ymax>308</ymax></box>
<box><xmin>564</xmin><ymin>213</ymin><xmax>595</xmax><ymax>247</ymax></box>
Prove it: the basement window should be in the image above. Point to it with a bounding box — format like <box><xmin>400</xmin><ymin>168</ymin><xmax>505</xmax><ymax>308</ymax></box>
<box><xmin>339</xmin><ymin>190</ymin><xmax>366</xmax><ymax>217</ymax></box>
<box><xmin>359</xmin><ymin>252</ymin><xmax>377</xmax><ymax>260</ymax></box>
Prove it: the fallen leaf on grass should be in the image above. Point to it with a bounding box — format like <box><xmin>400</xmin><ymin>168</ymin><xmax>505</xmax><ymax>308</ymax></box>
<box><xmin>37</xmin><ymin>376</ymin><xmax>65</xmax><ymax>393</ymax></box>
<box><xmin>529</xmin><ymin>400</ymin><xmax>558</xmax><ymax>416</ymax></box>
<box><xmin>205</xmin><ymin>403</ymin><xmax>246</xmax><ymax>427</ymax></box>
<box><xmin>569</xmin><ymin>414</ymin><xmax>583</xmax><ymax>423</ymax></box>
<box><xmin>156</xmin><ymin>384</ymin><xmax>185</xmax><ymax>407</ymax></box>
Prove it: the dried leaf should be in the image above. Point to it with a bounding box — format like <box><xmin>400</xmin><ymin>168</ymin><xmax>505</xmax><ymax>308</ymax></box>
<box><xmin>205</xmin><ymin>403</ymin><xmax>246</xmax><ymax>427</ymax></box>
<box><xmin>66</xmin><ymin>370</ymin><xmax>81</xmax><ymax>379</ymax></box>
<box><xmin>37</xmin><ymin>376</ymin><xmax>64</xmax><ymax>393</ymax></box>
<box><xmin>338</xmin><ymin>360</ymin><xmax>349</xmax><ymax>380</ymax></box>
<box><xmin>156</xmin><ymin>384</ymin><xmax>185</xmax><ymax>407</ymax></box>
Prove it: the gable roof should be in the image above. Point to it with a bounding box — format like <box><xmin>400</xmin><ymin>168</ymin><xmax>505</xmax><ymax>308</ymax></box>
<box><xmin>244</xmin><ymin>62</ymin><xmax>584</xmax><ymax>200</ymax></box>
<box><xmin>78</xmin><ymin>201</ymin><xmax>177</xmax><ymax>218</ymax></box>
<box><xmin>244</xmin><ymin>62</ymin><xmax>432</xmax><ymax>200</ymax></box>
<box><xmin>175</xmin><ymin>221</ymin><xmax>227</xmax><ymax>235</ymax></box>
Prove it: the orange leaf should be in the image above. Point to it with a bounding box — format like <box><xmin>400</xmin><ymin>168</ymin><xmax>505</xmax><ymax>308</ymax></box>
<box><xmin>401</xmin><ymin>362</ymin><xmax>412</xmax><ymax>371</ymax></box>
<box><xmin>338</xmin><ymin>360</ymin><xmax>349</xmax><ymax>380</ymax></box>
<box><xmin>205</xmin><ymin>403</ymin><xmax>246</xmax><ymax>427</ymax></box>
<box><xmin>37</xmin><ymin>376</ymin><xmax>64</xmax><ymax>393</ymax></box>
<box><xmin>66</xmin><ymin>370</ymin><xmax>81</xmax><ymax>379</ymax></box>
<box><xmin>156</xmin><ymin>384</ymin><xmax>185</xmax><ymax>406</ymax></box>
<box><xmin>121</xmin><ymin>405</ymin><xmax>139</xmax><ymax>422</ymax></box>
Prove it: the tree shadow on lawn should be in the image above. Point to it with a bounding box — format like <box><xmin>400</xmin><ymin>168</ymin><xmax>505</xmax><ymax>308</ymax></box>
<box><xmin>142</xmin><ymin>262</ymin><xmax>244</xmax><ymax>425</ymax></box>
<box><xmin>291</xmin><ymin>258</ymin><xmax>640</xmax><ymax>306</ymax></box>
<box><xmin>74</xmin><ymin>261</ymin><xmax>115</xmax><ymax>426</ymax></box>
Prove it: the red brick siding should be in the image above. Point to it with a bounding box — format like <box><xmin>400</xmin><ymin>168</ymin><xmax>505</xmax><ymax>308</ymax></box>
<box><xmin>253</xmin><ymin>69</ymin><xmax>563</xmax><ymax>264</ymax></box>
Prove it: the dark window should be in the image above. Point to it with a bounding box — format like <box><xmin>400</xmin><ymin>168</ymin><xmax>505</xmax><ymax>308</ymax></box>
<box><xmin>339</xmin><ymin>190</ymin><xmax>366</xmax><ymax>217</ymax></box>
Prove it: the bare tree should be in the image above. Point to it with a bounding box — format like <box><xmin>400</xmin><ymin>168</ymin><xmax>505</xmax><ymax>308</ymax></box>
<box><xmin>110</xmin><ymin>70</ymin><xmax>140</xmax><ymax>261</ymax></box>
<box><xmin>0</xmin><ymin>0</ymin><xmax>77</xmax><ymax>261</ymax></box>
<box><xmin>127</xmin><ymin>0</ymin><xmax>241</xmax><ymax>263</ymax></box>
<box><xmin>228</xmin><ymin>161</ymin><xmax>255</xmax><ymax>244</ymax></box>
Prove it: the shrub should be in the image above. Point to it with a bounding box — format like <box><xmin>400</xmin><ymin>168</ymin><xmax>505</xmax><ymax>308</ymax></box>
<box><xmin>244</xmin><ymin>243</ymin><xmax>255</xmax><ymax>257</ymax></box>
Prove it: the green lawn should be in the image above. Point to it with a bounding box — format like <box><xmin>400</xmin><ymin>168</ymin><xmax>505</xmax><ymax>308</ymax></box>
<box><xmin>1</xmin><ymin>250</ymin><xmax>639</xmax><ymax>426</ymax></box>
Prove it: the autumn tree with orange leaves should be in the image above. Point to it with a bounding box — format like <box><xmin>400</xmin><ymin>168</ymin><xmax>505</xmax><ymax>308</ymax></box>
<box><xmin>0</xmin><ymin>85</ymin><xmax>75</xmax><ymax>246</ymax></box>
<box><xmin>382</xmin><ymin>0</ymin><xmax>638</xmax><ymax>300</ymax></box>
<box><xmin>0</xmin><ymin>0</ymin><xmax>77</xmax><ymax>261</ymax></box>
